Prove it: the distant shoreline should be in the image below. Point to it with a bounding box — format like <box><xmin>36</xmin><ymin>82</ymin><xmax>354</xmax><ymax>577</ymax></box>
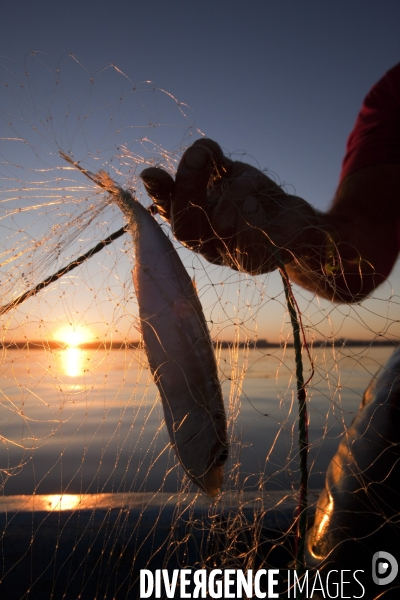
<box><xmin>0</xmin><ymin>338</ymin><xmax>398</xmax><ymax>350</ymax></box>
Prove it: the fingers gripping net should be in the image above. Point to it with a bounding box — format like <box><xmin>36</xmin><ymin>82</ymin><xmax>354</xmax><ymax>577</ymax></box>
<box><xmin>0</xmin><ymin>53</ymin><xmax>399</xmax><ymax>599</ymax></box>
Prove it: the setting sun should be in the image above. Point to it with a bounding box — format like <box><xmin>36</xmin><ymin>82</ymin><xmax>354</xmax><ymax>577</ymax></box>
<box><xmin>54</xmin><ymin>325</ymin><xmax>93</xmax><ymax>348</ymax></box>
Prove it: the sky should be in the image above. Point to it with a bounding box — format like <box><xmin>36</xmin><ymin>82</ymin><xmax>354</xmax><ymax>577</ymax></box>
<box><xmin>1</xmin><ymin>0</ymin><xmax>400</xmax><ymax>343</ymax></box>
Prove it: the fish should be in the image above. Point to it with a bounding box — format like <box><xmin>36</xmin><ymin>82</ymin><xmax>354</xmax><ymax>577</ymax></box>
<box><xmin>60</xmin><ymin>153</ymin><xmax>228</xmax><ymax>496</ymax></box>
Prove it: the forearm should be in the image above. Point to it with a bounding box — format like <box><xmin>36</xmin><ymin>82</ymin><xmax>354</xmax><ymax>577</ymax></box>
<box><xmin>285</xmin><ymin>165</ymin><xmax>400</xmax><ymax>303</ymax></box>
<box><xmin>285</xmin><ymin>235</ymin><xmax>388</xmax><ymax>304</ymax></box>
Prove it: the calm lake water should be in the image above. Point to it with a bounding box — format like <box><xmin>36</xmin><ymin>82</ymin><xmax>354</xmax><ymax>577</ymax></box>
<box><xmin>0</xmin><ymin>344</ymin><xmax>395</xmax><ymax>496</ymax></box>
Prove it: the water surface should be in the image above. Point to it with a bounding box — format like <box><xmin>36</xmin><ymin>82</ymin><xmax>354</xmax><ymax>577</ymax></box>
<box><xmin>0</xmin><ymin>345</ymin><xmax>394</xmax><ymax>495</ymax></box>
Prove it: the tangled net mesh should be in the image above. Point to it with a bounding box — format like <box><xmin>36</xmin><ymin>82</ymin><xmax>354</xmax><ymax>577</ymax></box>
<box><xmin>0</xmin><ymin>52</ymin><xmax>399</xmax><ymax>599</ymax></box>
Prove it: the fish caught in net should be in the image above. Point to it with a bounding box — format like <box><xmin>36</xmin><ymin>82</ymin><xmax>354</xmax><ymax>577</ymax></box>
<box><xmin>0</xmin><ymin>52</ymin><xmax>399</xmax><ymax>599</ymax></box>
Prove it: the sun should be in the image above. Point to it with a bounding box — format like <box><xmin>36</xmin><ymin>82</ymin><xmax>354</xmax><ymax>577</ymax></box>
<box><xmin>54</xmin><ymin>325</ymin><xmax>93</xmax><ymax>347</ymax></box>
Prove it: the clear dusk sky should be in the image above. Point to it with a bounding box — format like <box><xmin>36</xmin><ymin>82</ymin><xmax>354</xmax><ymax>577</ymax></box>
<box><xmin>1</xmin><ymin>1</ymin><xmax>400</xmax><ymax>344</ymax></box>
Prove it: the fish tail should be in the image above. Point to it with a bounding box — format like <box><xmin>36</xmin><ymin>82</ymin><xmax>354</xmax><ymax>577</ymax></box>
<box><xmin>59</xmin><ymin>151</ymin><xmax>126</xmax><ymax>198</ymax></box>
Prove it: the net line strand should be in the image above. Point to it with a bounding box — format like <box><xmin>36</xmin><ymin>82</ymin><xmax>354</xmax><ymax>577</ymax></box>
<box><xmin>279</xmin><ymin>264</ymin><xmax>314</xmax><ymax>598</ymax></box>
<box><xmin>0</xmin><ymin>225</ymin><xmax>129</xmax><ymax>316</ymax></box>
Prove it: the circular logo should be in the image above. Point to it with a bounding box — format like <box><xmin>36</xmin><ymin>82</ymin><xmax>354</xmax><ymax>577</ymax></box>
<box><xmin>372</xmin><ymin>551</ymin><xmax>398</xmax><ymax>586</ymax></box>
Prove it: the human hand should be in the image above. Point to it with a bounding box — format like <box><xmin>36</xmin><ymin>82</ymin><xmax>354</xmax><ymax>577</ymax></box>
<box><xmin>141</xmin><ymin>139</ymin><xmax>317</xmax><ymax>274</ymax></box>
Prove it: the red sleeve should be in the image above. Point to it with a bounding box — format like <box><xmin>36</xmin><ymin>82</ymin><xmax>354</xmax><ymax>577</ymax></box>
<box><xmin>339</xmin><ymin>63</ymin><xmax>400</xmax><ymax>183</ymax></box>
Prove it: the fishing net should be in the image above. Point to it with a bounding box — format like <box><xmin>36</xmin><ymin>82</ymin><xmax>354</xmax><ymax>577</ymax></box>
<box><xmin>0</xmin><ymin>52</ymin><xmax>399</xmax><ymax>599</ymax></box>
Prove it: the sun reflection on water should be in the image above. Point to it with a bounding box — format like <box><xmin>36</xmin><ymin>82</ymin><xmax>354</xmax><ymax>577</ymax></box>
<box><xmin>42</xmin><ymin>494</ymin><xmax>83</xmax><ymax>511</ymax></box>
<box><xmin>61</xmin><ymin>347</ymin><xmax>87</xmax><ymax>377</ymax></box>
<box><xmin>53</xmin><ymin>325</ymin><xmax>93</xmax><ymax>378</ymax></box>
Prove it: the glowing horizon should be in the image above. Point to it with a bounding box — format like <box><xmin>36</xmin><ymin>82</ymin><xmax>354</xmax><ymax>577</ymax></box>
<box><xmin>53</xmin><ymin>325</ymin><xmax>94</xmax><ymax>348</ymax></box>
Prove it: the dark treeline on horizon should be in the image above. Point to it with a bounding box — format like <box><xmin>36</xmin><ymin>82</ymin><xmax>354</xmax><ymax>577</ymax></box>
<box><xmin>0</xmin><ymin>338</ymin><xmax>398</xmax><ymax>350</ymax></box>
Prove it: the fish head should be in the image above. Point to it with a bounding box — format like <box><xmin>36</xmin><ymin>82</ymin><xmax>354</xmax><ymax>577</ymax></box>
<box><xmin>175</xmin><ymin>415</ymin><xmax>228</xmax><ymax>497</ymax></box>
<box><xmin>197</xmin><ymin>441</ymin><xmax>229</xmax><ymax>497</ymax></box>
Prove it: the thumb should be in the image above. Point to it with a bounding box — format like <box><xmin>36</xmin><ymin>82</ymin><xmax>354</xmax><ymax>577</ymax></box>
<box><xmin>140</xmin><ymin>167</ymin><xmax>174</xmax><ymax>219</ymax></box>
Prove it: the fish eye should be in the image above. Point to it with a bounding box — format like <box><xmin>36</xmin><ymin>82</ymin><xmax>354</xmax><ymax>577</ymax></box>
<box><xmin>214</xmin><ymin>448</ymin><xmax>229</xmax><ymax>467</ymax></box>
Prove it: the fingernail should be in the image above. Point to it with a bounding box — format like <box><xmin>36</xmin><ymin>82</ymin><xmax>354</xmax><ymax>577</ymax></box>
<box><xmin>141</xmin><ymin>168</ymin><xmax>168</xmax><ymax>184</ymax></box>
<box><xmin>141</xmin><ymin>176</ymin><xmax>158</xmax><ymax>189</ymax></box>
<box><xmin>185</xmin><ymin>146</ymin><xmax>210</xmax><ymax>170</ymax></box>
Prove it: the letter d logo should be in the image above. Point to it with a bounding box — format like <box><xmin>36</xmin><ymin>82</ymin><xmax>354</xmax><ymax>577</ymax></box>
<box><xmin>372</xmin><ymin>551</ymin><xmax>398</xmax><ymax>586</ymax></box>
